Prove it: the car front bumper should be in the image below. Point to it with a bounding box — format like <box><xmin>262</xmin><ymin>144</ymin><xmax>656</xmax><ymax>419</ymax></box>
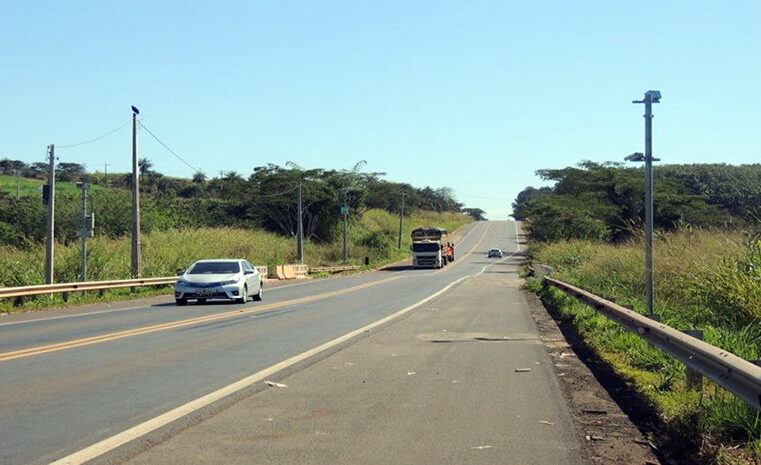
<box><xmin>174</xmin><ymin>283</ymin><xmax>243</xmax><ymax>300</ymax></box>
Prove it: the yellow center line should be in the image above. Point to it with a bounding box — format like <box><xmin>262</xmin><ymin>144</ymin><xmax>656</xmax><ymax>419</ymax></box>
<box><xmin>0</xmin><ymin>275</ymin><xmax>402</xmax><ymax>363</ymax></box>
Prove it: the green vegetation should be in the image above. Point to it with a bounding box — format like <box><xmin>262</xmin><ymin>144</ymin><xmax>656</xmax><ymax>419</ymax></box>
<box><xmin>0</xmin><ymin>208</ymin><xmax>470</xmax><ymax>312</ymax></box>
<box><xmin>0</xmin><ymin>157</ymin><xmax>474</xmax><ymax>310</ymax></box>
<box><xmin>512</xmin><ymin>162</ymin><xmax>758</xmax><ymax>242</ymax></box>
<box><xmin>0</xmin><ymin>160</ymin><xmax>472</xmax><ymax>249</ymax></box>
<box><xmin>517</xmin><ymin>160</ymin><xmax>761</xmax><ymax>463</ymax></box>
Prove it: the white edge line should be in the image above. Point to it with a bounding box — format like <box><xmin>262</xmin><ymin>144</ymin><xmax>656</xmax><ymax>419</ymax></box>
<box><xmin>0</xmin><ymin>305</ymin><xmax>147</xmax><ymax>327</ymax></box>
<box><xmin>51</xmin><ymin>268</ymin><xmax>476</xmax><ymax>464</ymax></box>
<box><xmin>52</xmin><ymin>220</ymin><xmax>514</xmax><ymax>464</ymax></box>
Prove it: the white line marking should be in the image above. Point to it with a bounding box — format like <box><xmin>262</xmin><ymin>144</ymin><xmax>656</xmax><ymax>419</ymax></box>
<box><xmin>0</xmin><ymin>305</ymin><xmax>150</xmax><ymax>327</ymax></box>
<box><xmin>51</xmin><ymin>255</ymin><xmax>492</xmax><ymax>465</ymax></box>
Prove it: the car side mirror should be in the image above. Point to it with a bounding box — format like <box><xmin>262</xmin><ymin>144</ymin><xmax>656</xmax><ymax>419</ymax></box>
<box><xmin>176</xmin><ymin>269</ymin><xmax>185</xmax><ymax>276</ymax></box>
<box><xmin>244</xmin><ymin>270</ymin><xmax>255</xmax><ymax>275</ymax></box>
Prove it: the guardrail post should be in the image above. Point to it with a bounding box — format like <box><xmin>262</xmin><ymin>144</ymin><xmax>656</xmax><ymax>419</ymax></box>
<box><xmin>14</xmin><ymin>296</ymin><xmax>24</xmax><ymax>307</ymax></box>
<box><xmin>62</xmin><ymin>292</ymin><xmax>69</xmax><ymax>302</ymax></box>
<box><xmin>683</xmin><ymin>329</ymin><xmax>704</xmax><ymax>391</ymax></box>
<box><xmin>98</xmin><ymin>289</ymin><xmax>105</xmax><ymax>298</ymax></box>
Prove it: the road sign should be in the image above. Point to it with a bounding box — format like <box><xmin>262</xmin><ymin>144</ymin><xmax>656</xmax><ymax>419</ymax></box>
<box><xmin>341</xmin><ymin>206</ymin><xmax>349</xmax><ymax>215</ymax></box>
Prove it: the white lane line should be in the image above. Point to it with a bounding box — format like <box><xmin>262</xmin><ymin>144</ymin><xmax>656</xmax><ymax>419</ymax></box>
<box><xmin>0</xmin><ymin>305</ymin><xmax>150</xmax><ymax>328</ymax></box>
<box><xmin>50</xmin><ymin>265</ymin><xmax>485</xmax><ymax>465</ymax></box>
<box><xmin>52</xmin><ymin>221</ymin><xmax>517</xmax><ymax>464</ymax></box>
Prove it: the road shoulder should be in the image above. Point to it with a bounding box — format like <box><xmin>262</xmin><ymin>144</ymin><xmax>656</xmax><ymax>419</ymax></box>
<box><xmin>525</xmin><ymin>289</ymin><xmax>662</xmax><ymax>464</ymax></box>
<box><xmin>125</xmin><ymin>253</ymin><xmax>586</xmax><ymax>465</ymax></box>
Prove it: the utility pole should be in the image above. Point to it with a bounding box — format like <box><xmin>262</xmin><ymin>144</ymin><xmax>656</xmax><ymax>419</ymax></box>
<box><xmin>77</xmin><ymin>182</ymin><xmax>91</xmax><ymax>283</ymax></box>
<box><xmin>632</xmin><ymin>90</ymin><xmax>661</xmax><ymax>318</ymax></box>
<box><xmin>44</xmin><ymin>144</ymin><xmax>56</xmax><ymax>284</ymax></box>
<box><xmin>398</xmin><ymin>193</ymin><xmax>406</xmax><ymax>249</ymax></box>
<box><xmin>341</xmin><ymin>188</ymin><xmax>349</xmax><ymax>264</ymax></box>
<box><xmin>297</xmin><ymin>180</ymin><xmax>304</xmax><ymax>263</ymax></box>
<box><xmin>104</xmin><ymin>163</ymin><xmax>110</xmax><ymax>183</ymax></box>
<box><xmin>131</xmin><ymin>106</ymin><xmax>142</xmax><ymax>279</ymax></box>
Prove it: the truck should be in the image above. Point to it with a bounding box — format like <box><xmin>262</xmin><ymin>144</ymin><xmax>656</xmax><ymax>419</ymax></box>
<box><xmin>411</xmin><ymin>227</ymin><xmax>449</xmax><ymax>269</ymax></box>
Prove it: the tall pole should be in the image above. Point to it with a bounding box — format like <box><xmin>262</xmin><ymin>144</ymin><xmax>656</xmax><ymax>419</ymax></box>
<box><xmin>131</xmin><ymin>107</ymin><xmax>142</xmax><ymax>278</ymax></box>
<box><xmin>633</xmin><ymin>90</ymin><xmax>660</xmax><ymax>318</ymax></box>
<box><xmin>44</xmin><ymin>144</ymin><xmax>56</xmax><ymax>284</ymax></box>
<box><xmin>397</xmin><ymin>193</ymin><xmax>406</xmax><ymax>249</ymax></box>
<box><xmin>342</xmin><ymin>188</ymin><xmax>348</xmax><ymax>264</ymax></box>
<box><xmin>79</xmin><ymin>183</ymin><xmax>88</xmax><ymax>283</ymax></box>
<box><xmin>644</xmin><ymin>94</ymin><xmax>654</xmax><ymax>318</ymax></box>
<box><xmin>297</xmin><ymin>180</ymin><xmax>304</xmax><ymax>263</ymax></box>
<box><xmin>104</xmin><ymin>163</ymin><xmax>110</xmax><ymax>183</ymax></box>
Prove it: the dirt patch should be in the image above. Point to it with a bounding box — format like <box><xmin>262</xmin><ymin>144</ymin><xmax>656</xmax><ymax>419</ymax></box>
<box><xmin>525</xmin><ymin>289</ymin><xmax>664</xmax><ymax>465</ymax></box>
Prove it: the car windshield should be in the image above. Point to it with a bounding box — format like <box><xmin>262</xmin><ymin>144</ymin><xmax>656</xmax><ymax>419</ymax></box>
<box><xmin>188</xmin><ymin>261</ymin><xmax>240</xmax><ymax>274</ymax></box>
<box><xmin>412</xmin><ymin>243</ymin><xmax>441</xmax><ymax>252</ymax></box>
<box><xmin>490</xmin><ymin>249</ymin><xmax>500</xmax><ymax>253</ymax></box>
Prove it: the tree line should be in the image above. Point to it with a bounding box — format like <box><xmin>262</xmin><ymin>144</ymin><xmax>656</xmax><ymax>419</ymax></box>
<box><xmin>512</xmin><ymin>161</ymin><xmax>759</xmax><ymax>242</ymax></box>
<box><xmin>0</xmin><ymin>158</ymin><xmax>480</xmax><ymax>249</ymax></box>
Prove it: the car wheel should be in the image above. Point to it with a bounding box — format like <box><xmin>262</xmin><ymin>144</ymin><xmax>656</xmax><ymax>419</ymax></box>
<box><xmin>253</xmin><ymin>281</ymin><xmax>263</xmax><ymax>301</ymax></box>
<box><xmin>237</xmin><ymin>285</ymin><xmax>248</xmax><ymax>304</ymax></box>
<box><xmin>176</xmin><ymin>298</ymin><xmax>187</xmax><ymax>306</ymax></box>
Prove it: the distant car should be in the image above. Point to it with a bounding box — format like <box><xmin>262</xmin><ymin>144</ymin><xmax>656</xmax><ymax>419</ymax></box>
<box><xmin>487</xmin><ymin>248</ymin><xmax>503</xmax><ymax>258</ymax></box>
<box><xmin>174</xmin><ymin>259</ymin><xmax>262</xmax><ymax>306</ymax></box>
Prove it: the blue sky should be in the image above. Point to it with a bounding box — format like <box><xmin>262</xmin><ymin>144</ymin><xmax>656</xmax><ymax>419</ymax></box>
<box><xmin>2</xmin><ymin>1</ymin><xmax>760</xmax><ymax>219</ymax></box>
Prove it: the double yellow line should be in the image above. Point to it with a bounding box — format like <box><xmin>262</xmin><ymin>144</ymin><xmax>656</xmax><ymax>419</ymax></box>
<box><xmin>0</xmin><ymin>276</ymin><xmax>401</xmax><ymax>364</ymax></box>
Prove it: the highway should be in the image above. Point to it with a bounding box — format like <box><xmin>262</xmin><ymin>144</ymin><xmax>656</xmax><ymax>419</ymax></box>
<box><xmin>0</xmin><ymin>221</ymin><xmax>585</xmax><ymax>464</ymax></box>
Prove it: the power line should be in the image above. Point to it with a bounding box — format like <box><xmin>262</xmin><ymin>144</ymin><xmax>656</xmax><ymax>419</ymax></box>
<box><xmin>249</xmin><ymin>185</ymin><xmax>300</xmax><ymax>198</ymax></box>
<box><xmin>58</xmin><ymin>121</ymin><xmax>130</xmax><ymax>148</ymax></box>
<box><xmin>137</xmin><ymin>120</ymin><xmax>202</xmax><ymax>173</ymax></box>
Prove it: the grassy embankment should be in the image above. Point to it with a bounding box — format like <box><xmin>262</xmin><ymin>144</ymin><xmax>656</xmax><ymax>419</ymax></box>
<box><xmin>0</xmin><ymin>208</ymin><xmax>470</xmax><ymax>312</ymax></box>
<box><xmin>527</xmin><ymin>230</ymin><xmax>761</xmax><ymax>464</ymax></box>
<box><xmin>0</xmin><ymin>174</ymin><xmax>107</xmax><ymax>197</ymax></box>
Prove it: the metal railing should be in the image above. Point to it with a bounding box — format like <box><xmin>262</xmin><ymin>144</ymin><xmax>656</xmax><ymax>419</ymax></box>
<box><xmin>0</xmin><ymin>277</ymin><xmax>178</xmax><ymax>300</ymax></box>
<box><xmin>0</xmin><ymin>266</ymin><xmax>270</xmax><ymax>301</ymax></box>
<box><xmin>543</xmin><ymin>276</ymin><xmax>761</xmax><ymax>411</ymax></box>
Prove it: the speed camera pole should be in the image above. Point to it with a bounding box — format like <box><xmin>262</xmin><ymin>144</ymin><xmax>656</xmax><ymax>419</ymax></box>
<box><xmin>397</xmin><ymin>193</ymin><xmax>406</xmax><ymax>249</ymax></box>
<box><xmin>131</xmin><ymin>106</ymin><xmax>142</xmax><ymax>279</ymax></box>
<box><xmin>44</xmin><ymin>144</ymin><xmax>56</xmax><ymax>284</ymax></box>
<box><xmin>633</xmin><ymin>90</ymin><xmax>661</xmax><ymax>318</ymax></box>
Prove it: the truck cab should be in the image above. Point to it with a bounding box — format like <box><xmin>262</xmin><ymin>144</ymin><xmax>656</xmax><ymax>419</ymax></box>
<box><xmin>411</xmin><ymin>227</ymin><xmax>448</xmax><ymax>269</ymax></box>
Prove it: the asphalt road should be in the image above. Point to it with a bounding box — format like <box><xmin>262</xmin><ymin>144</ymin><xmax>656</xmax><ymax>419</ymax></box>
<box><xmin>0</xmin><ymin>221</ymin><xmax>583</xmax><ymax>464</ymax></box>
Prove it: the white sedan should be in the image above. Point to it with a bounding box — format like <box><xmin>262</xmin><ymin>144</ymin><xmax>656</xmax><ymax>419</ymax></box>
<box><xmin>174</xmin><ymin>259</ymin><xmax>263</xmax><ymax>305</ymax></box>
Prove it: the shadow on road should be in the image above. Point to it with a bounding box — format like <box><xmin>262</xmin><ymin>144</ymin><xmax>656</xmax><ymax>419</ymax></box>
<box><xmin>381</xmin><ymin>265</ymin><xmax>416</xmax><ymax>272</ymax></box>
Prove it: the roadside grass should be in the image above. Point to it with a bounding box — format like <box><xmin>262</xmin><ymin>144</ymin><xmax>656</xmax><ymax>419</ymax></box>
<box><xmin>0</xmin><ymin>174</ymin><xmax>108</xmax><ymax>198</ymax></box>
<box><xmin>527</xmin><ymin>229</ymin><xmax>761</xmax><ymax>464</ymax></box>
<box><xmin>0</xmin><ymin>209</ymin><xmax>470</xmax><ymax>313</ymax></box>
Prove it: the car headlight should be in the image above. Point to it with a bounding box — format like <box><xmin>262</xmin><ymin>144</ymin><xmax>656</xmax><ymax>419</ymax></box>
<box><xmin>219</xmin><ymin>279</ymin><xmax>239</xmax><ymax>286</ymax></box>
<box><xmin>177</xmin><ymin>278</ymin><xmax>190</xmax><ymax>286</ymax></box>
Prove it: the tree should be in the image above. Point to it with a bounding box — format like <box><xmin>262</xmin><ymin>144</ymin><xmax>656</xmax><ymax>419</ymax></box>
<box><xmin>192</xmin><ymin>171</ymin><xmax>207</xmax><ymax>183</ymax></box>
<box><xmin>138</xmin><ymin>158</ymin><xmax>154</xmax><ymax>175</ymax></box>
<box><xmin>462</xmin><ymin>208</ymin><xmax>487</xmax><ymax>221</ymax></box>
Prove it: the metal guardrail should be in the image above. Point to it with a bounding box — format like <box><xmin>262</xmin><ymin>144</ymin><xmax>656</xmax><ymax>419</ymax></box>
<box><xmin>544</xmin><ymin>276</ymin><xmax>761</xmax><ymax>411</ymax></box>
<box><xmin>0</xmin><ymin>266</ymin><xmax>270</xmax><ymax>301</ymax></box>
<box><xmin>309</xmin><ymin>265</ymin><xmax>361</xmax><ymax>273</ymax></box>
<box><xmin>0</xmin><ymin>277</ymin><xmax>178</xmax><ymax>300</ymax></box>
